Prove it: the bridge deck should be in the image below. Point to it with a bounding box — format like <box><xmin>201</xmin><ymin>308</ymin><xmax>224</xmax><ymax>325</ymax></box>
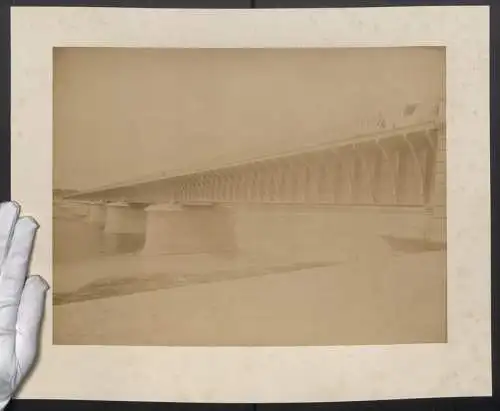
<box><xmin>63</xmin><ymin>119</ymin><xmax>443</xmax><ymax>207</ymax></box>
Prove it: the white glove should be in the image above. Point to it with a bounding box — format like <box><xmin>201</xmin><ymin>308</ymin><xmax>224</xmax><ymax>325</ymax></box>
<box><xmin>0</xmin><ymin>202</ymin><xmax>49</xmax><ymax>410</ymax></box>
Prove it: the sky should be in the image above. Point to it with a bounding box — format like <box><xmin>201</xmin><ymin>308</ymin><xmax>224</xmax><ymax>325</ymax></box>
<box><xmin>53</xmin><ymin>47</ymin><xmax>445</xmax><ymax>191</ymax></box>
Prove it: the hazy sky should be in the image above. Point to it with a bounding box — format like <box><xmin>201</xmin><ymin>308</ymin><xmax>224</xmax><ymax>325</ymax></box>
<box><xmin>53</xmin><ymin>47</ymin><xmax>445</xmax><ymax>191</ymax></box>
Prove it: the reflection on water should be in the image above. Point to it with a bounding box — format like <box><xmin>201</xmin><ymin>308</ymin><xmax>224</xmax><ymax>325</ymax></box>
<box><xmin>52</xmin><ymin>203</ymin><xmax>448</xmax><ymax>347</ymax></box>
<box><xmin>53</xmin><ymin>211</ymin><xmax>445</xmax><ymax>306</ymax></box>
<box><xmin>53</xmin><ymin>216</ymin><xmax>146</xmax><ymax>263</ymax></box>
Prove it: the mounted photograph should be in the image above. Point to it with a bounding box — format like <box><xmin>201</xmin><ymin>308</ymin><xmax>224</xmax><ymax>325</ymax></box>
<box><xmin>11</xmin><ymin>5</ymin><xmax>490</xmax><ymax>404</ymax></box>
<box><xmin>52</xmin><ymin>46</ymin><xmax>447</xmax><ymax>347</ymax></box>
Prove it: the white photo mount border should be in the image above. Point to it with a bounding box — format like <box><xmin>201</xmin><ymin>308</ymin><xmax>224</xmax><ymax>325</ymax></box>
<box><xmin>10</xmin><ymin>5</ymin><xmax>491</xmax><ymax>404</ymax></box>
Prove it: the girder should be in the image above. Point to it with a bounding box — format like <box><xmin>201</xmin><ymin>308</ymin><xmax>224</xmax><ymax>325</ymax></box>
<box><xmin>64</xmin><ymin>123</ymin><xmax>442</xmax><ymax>207</ymax></box>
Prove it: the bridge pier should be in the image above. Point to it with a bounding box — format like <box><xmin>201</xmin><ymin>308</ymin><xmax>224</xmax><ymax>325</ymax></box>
<box><xmin>103</xmin><ymin>202</ymin><xmax>147</xmax><ymax>254</ymax></box>
<box><xmin>53</xmin><ymin>201</ymin><xmax>105</xmax><ymax>263</ymax></box>
<box><xmin>87</xmin><ymin>202</ymin><xmax>107</xmax><ymax>228</ymax></box>
<box><xmin>424</xmin><ymin>128</ymin><xmax>446</xmax><ymax>247</ymax></box>
<box><xmin>141</xmin><ymin>202</ymin><xmax>237</xmax><ymax>256</ymax></box>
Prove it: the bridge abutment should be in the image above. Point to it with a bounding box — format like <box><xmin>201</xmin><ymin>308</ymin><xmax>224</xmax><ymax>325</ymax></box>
<box><xmin>424</xmin><ymin>128</ymin><xmax>446</xmax><ymax>247</ymax></box>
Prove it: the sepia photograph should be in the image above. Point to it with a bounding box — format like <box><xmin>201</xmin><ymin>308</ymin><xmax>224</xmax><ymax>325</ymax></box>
<box><xmin>52</xmin><ymin>46</ymin><xmax>447</xmax><ymax>347</ymax></box>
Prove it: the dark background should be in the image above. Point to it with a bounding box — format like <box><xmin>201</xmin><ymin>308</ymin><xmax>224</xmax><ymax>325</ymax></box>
<box><xmin>0</xmin><ymin>0</ymin><xmax>498</xmax><ymax>409</ymax></box>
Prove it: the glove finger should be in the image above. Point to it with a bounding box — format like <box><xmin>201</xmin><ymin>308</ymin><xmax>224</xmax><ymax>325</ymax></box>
<box><xmin>15</xmin><ymin>275</ymin><xmax>49</xmax><ymax>375</ymax></box>
<box><xmin>0</xmin><ymin>202</ymin><xmax>20</xmax><ymax>266</ymax></box>
<box><xmin>0</xmin><ymin>217</ymin><xmax>38</xmax><ymax>333</ymax></box>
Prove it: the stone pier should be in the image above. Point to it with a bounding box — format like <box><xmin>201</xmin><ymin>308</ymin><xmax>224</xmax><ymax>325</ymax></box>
<box><xmin>53</xmin><ymin>201</ymin><xmax>106</xmax><ymax>263</ymax></box>
<box><xmin>141</xmin><ymin>203</ymin><xmax>237</xmax><ymax>256</ymax></box>
<box><xmin>87</xmin><ymin>202</ymin><xmax>107</xmax><ymax>228</ymax></box>
<box><xmin>103</xmin><ymin>202</ymin><xmax>147</xmax><ymax>254</ymax></box>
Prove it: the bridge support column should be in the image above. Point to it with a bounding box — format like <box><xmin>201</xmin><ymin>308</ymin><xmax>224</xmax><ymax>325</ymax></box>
<box><xmin>141</xmin><ymin>203</ymin><xmax>237</xmax><ymax>256</ymax></box>
<box><xmin>53</xmin><ymin>201</ymin><xmax>105</xmax><ymax>263</ymax></box>
<box><xmin>425</xmin><ymin>129</ymin><xmax>446</xmax><ymax>246</ymax></box>
<box><xmin>87</xmin><ymin>202</ymin><xmax>107</xmax><ymax>228</ymax></box>
<box><xmin>103</xmin><ymin>202</ymin><xmax>147</xmax><ymax>254</ymax></box>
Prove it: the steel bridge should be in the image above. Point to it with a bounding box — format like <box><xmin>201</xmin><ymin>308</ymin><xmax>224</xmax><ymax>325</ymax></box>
<box><xmin>63</xmin><ymin>123</ymin><xmax>443</xmax><ymax>209</ymax></box>
<box><xmin>56</xmin><ymin>102</ymin><xmax>446</xmax><ymax>260</ymax></box>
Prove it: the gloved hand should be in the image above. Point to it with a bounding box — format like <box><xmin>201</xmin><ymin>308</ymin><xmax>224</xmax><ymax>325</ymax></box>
<box><xmin>0</xmin><ymin>202</ymin><xmax>49</xmax><ymax>410</ymax></box>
